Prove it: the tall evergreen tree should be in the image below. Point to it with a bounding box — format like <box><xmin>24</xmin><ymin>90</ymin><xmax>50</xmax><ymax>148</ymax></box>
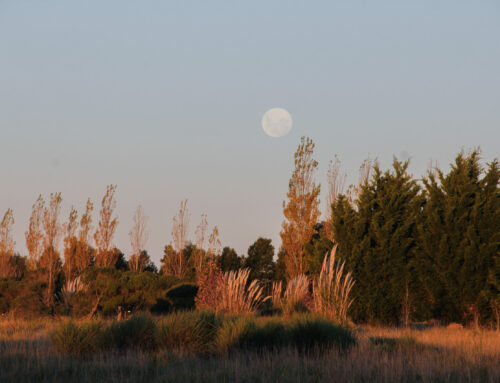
<box><xmin>303</xmin><ymin>222</ymin><xmax>333</xmax><ymax>276</ymax></box>
<box><xmin>332</xmin><ymin>159</ymin><xmax>424</xmax><ymax>324</ymax></box>
<box><xmin>417</xmin><ymin>151</ymin><xmax>500</xmax><ymax>325</ymax></box>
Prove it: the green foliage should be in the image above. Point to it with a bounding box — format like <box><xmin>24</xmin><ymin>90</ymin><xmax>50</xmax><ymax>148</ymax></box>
<box><xmin>332</xmin><ymin>159</ymin><xmax>425</xmax><ymax>324</ymax></box>
<box><xmin>274</xmin><ymin>247</ymin><xmax>288</xmax><ymax>282</ymax></box>
<box><xmin>304</xmin><ymin>223</ymin><xmax>333</xmax><ymax>276</ymax></box>
<box><xmin>50</xmin><ymin>321</ymin><xmax>104</xmax><ymax>355</ymax></box>
<box><xmin>215</xmin><ymin>314</ymin><xmax>355</xmax><ymax>354</ymax></box>
<box><xmin>103</xmin><ymin>314</ymin><xmax>157</xmax><ymax>351</ymax></box>
<box><xmin>243</xmin><ymin>238</ymin><xmax>275</xmax><ymax>286</ymax></box>
<box><xmin>157</xmin><ymin>310</ymin><xmax>222</xmax><ymax>354</ymax></box>
<box><xmin>49</xmin><ymin>313</ymin><xmax>355</xmax><ymax>357</ymax></box>
<box><xmin>216</xmin><ymin>247</ymin><xmax>242</xmax><ymax>272</ymax></box>
<box><xmin>165</xmin><ymin>283</ymin><xmax>199</xmax><ymax>310</ymax></box>
<box><xmin>288</xmin><ymin>315</ymin><xmax>355</xmax><ymax>352</ymax></box>
<box><xmin>71</xmin><ymin>268</ymin><xmax>181</xmax><ymax>317</ymax></box>
<box><xmin>0</xmin><ymin>270</ymin><xmax>51</xmax><ymax>317</ymax></box>
<box><xmin>417</xmin><ymin>151</ymin><xmax>500</xmax><ymax>324</ymax></box>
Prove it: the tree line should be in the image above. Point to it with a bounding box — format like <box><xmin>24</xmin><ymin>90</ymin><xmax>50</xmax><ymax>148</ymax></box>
<box><xmin>278</xmin><ymin>138</ymin><xmax>499</xmax><ymax>327</ymax></box>
<box><xmin>0</xmin><ymin>138</ymin><xmax>498</xmax><ymax>327</ymax></box>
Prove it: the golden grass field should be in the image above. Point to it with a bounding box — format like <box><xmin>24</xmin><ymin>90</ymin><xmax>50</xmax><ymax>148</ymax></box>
<box><xmin>0</xmin><ymin>317</ymin><xmax>499</xmax><ymax>383</ymax></box>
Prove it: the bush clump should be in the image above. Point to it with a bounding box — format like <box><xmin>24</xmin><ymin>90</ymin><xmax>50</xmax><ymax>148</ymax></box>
<box><xmin>215</xmin><ymin>314</ymin><xmax>355</xmax><ymax>354</ymax></box>
<box><xmin>50</xmin><ymin>312</ymin><xmax>356</xmax><ymax>356</ymax></box>
<box><xmin>103</xmin><ymin>314</ymin><xmax>158</xmax><ymax>351</ymax></box>
<box><xmin>50</xmin><ymin>321</ymin><xmax>104</xmax><ymax>355</ymax></box>
<box><xmin>157</xmin><ymin>310</ymin><xmax>221</xmax><ymax>354</ymax></box>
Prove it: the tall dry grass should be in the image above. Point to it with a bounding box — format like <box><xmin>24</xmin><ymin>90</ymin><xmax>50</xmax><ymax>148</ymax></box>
<box><xmin>273</xmin><ymin>275</ymin><xmax>310</xmax><ymax>315</ymax></box>
<box><xmin>313</xmin><ymin>245</ymin><xmax>355</xmax><ymax>324</ymax></box>
<box><xmin>1</xmin><ymin>318</ymin><xmax>500</xmax><ymax>383</ymax></box>
<box><xmin>218</xmin><ymin>268</ymin><xmax>268</xmax><ymax>314</ymax></box>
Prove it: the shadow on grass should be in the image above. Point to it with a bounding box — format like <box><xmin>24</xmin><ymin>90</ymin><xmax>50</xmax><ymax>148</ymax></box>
<box><xmin>369</xmin><ymin>336</ymin><xmax>441</xmax><ymax>353</ymax></box>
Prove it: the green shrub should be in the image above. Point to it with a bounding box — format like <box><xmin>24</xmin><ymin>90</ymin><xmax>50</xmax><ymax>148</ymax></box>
<box><xmin>215</xmin><ymin>315</ymin><xmax>355</xmax><ymax>354</ymax></box>
<box><xmin>150</xmin><ymin>298</ymin><xmax>172</xmax><ymax>314</ymax></box>
<box><xmin>104</xmin><ymin>314</ymin><xmax>158</xmax><ymax>351</ymax></box>
<box><xmin>157</xmin><ymin>310</ymin><xmax>222</xmax><ymax>354</ymax></box>
<box><xmin>213</xmin><ymin>316</ymin><xmax>257</xmax><ymax>354</ymax></box>
<box><xmin>239</xmin><ymin>319</ymin><xmax>288</xmax><ymax>351</ymax></box>
<box><xmin>288</xmin><ymin>315</ymin><xmax>355</xmax><ymax>352</ymax></box>
<box><xmin>50</xmin><ymin>321</ymin><xmax>104</xmax><ymax>355</ymax></box>
<box><xmin>49</xmin><ymin>313</ymin><xmax>355</xmax><ymax>357</ymax></box>
<box><xmin>165</xmin><ymin>283</ymin><xmax>199</xmax><ymax>311</ymax></box>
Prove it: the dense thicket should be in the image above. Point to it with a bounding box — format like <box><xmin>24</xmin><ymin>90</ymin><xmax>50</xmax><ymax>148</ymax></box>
<box><xmin>331</xmin><ymin>151</ymin><xmax>500</xmax><ymax>326</ymax></box>
<box><xmin>415</xmin><ymin>152</ymin><xmax>500</xmax><ymax>325</ymax></box>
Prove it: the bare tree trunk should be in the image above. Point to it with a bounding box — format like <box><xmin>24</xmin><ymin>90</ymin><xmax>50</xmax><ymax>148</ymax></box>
<box><xmin>87</xmin><ymin>292</ymin><xmax>103</xmax><ymax>320</ymax></box>
<box><xmin>171</xmin><ymin>200</ymin><xmax>189</xmax><ymax>279</ymax></box>
<box><xmin>324</xmin><ymin>156</ymin><xmax>346</xmax><ymax>241</ymax></box>
<box><xmin>493</xmin><ymin>303</ymin><xmax>500</xmax><ymax>331</ymax></box>
<box><xmin>402</xmin><ymin>280</ymin><xmax>410</xmax><ymax>328</ymax></box>
<box><xmin>129</xmin><ymin>205</ymin><xmax>149</xmax><ymax>272</ymax></box>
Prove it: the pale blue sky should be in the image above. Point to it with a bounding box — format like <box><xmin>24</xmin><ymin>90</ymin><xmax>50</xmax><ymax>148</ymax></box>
<box><xmin>1</xmin><ymin>1</ymin><xmax>499</xmax><ymax>264</ymax></box>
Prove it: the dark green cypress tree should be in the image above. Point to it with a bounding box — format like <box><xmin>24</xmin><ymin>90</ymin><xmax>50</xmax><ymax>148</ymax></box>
<box><xmin>332</xmin><ymin>159</ymin><xmax>424</xmax><ymax>325</ymax></box>
<box><xmin>417</xmin><ymin>151</ymin><xmax>500</xmax><ymax>325</ymax></box>
<box><xmin>304</xmin><ymin>222</ymin><xmax>333</xmax><ymax>276</ymax></box>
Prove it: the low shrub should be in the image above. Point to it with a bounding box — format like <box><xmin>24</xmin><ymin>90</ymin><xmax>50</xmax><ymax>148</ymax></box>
<box><xmin>103</xmin><ymin>314</ymin><xmax>158</xmax><ymax>351</ymax></box>
<box><xmin>49</xmin><ymin>313</ymin><xmax>356</xmax><ymax>356</ymax></box>
<box><xmin>165</xmin><ymin>283</ymin><xmax>199</xmax><ymax>311</ymax></box>
<box><xmin>213</xmin><ymin>316</ymin><xmax>257</xmax><ymax>354</ymax></box>
<box><xmin>157</xmin><ymin>310</ymin><xmax>221</xmax><ymax>354</ymax></box>
<box><xmin>288</xmin><ymin>315</ymin><xmax>355</xmax><ymax>352</ymax></box>
<box><xmin>215</xmin><ymin>314</ymin><xmax>355</xmax><ymax>354</ymax></box>
<box><xmin>50</xmin><ymin>320</ymin><xmax>104</xmax><ymax>355</ymax></box>
<box><xmin>239</xmin><ymin>318</ymin><xmax>288</xmax><ymax>351</ymax></box>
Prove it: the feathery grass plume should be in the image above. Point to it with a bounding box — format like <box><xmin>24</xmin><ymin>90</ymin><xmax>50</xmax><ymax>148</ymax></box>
<box><xmin>281</xmin><ymin>274</ymin><xmax>311</xmax><ymax>315</ymax></box>
<box><xmin>58</xmin><ymin>276</ymin><xmax>84</xmax><ymax>314</ymax></box>
<box><xmin>313</xmin><ymin>245</ymin><xmax>355</xmax><ymax>324</ymax></box>
<box><xmin>219</xmin><ymin>268</ymin><xmax>268</xmax><ymax>314</ymax></box>
<box><xmin>271</xmin><ymin>280</ymin><xmax>283</xmax><ymax>310</ymax></box>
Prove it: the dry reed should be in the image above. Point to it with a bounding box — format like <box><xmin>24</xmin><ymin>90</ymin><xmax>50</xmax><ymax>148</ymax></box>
<box><xmin>313</xmin><ymin>245</ymin><xmax>355</xmax><ymax>324</ymax></box>
<box><xmin>218</xmin><ymin>268</ymin><xmax>268</xmax><ymax>314</ymax></box>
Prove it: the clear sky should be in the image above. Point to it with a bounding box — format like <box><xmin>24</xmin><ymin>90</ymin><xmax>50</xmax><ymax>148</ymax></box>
<box><xmin>1</xmin><ymin>1</ymin><xmax>499</xmax><ymax>265</ymax></box>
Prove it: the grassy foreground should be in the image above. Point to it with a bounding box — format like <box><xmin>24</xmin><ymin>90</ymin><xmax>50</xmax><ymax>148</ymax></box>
<box><xmin>0</xmin><ymin>315</ymin><xmax>499</xmax><ymax>383</ymax></box>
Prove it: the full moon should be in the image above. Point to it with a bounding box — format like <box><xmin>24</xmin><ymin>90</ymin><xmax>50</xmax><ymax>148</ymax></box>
<box><xmin>261</xmin><ymin>107</ymin><xmax>292</xmax><ymax>137</ymax></box>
